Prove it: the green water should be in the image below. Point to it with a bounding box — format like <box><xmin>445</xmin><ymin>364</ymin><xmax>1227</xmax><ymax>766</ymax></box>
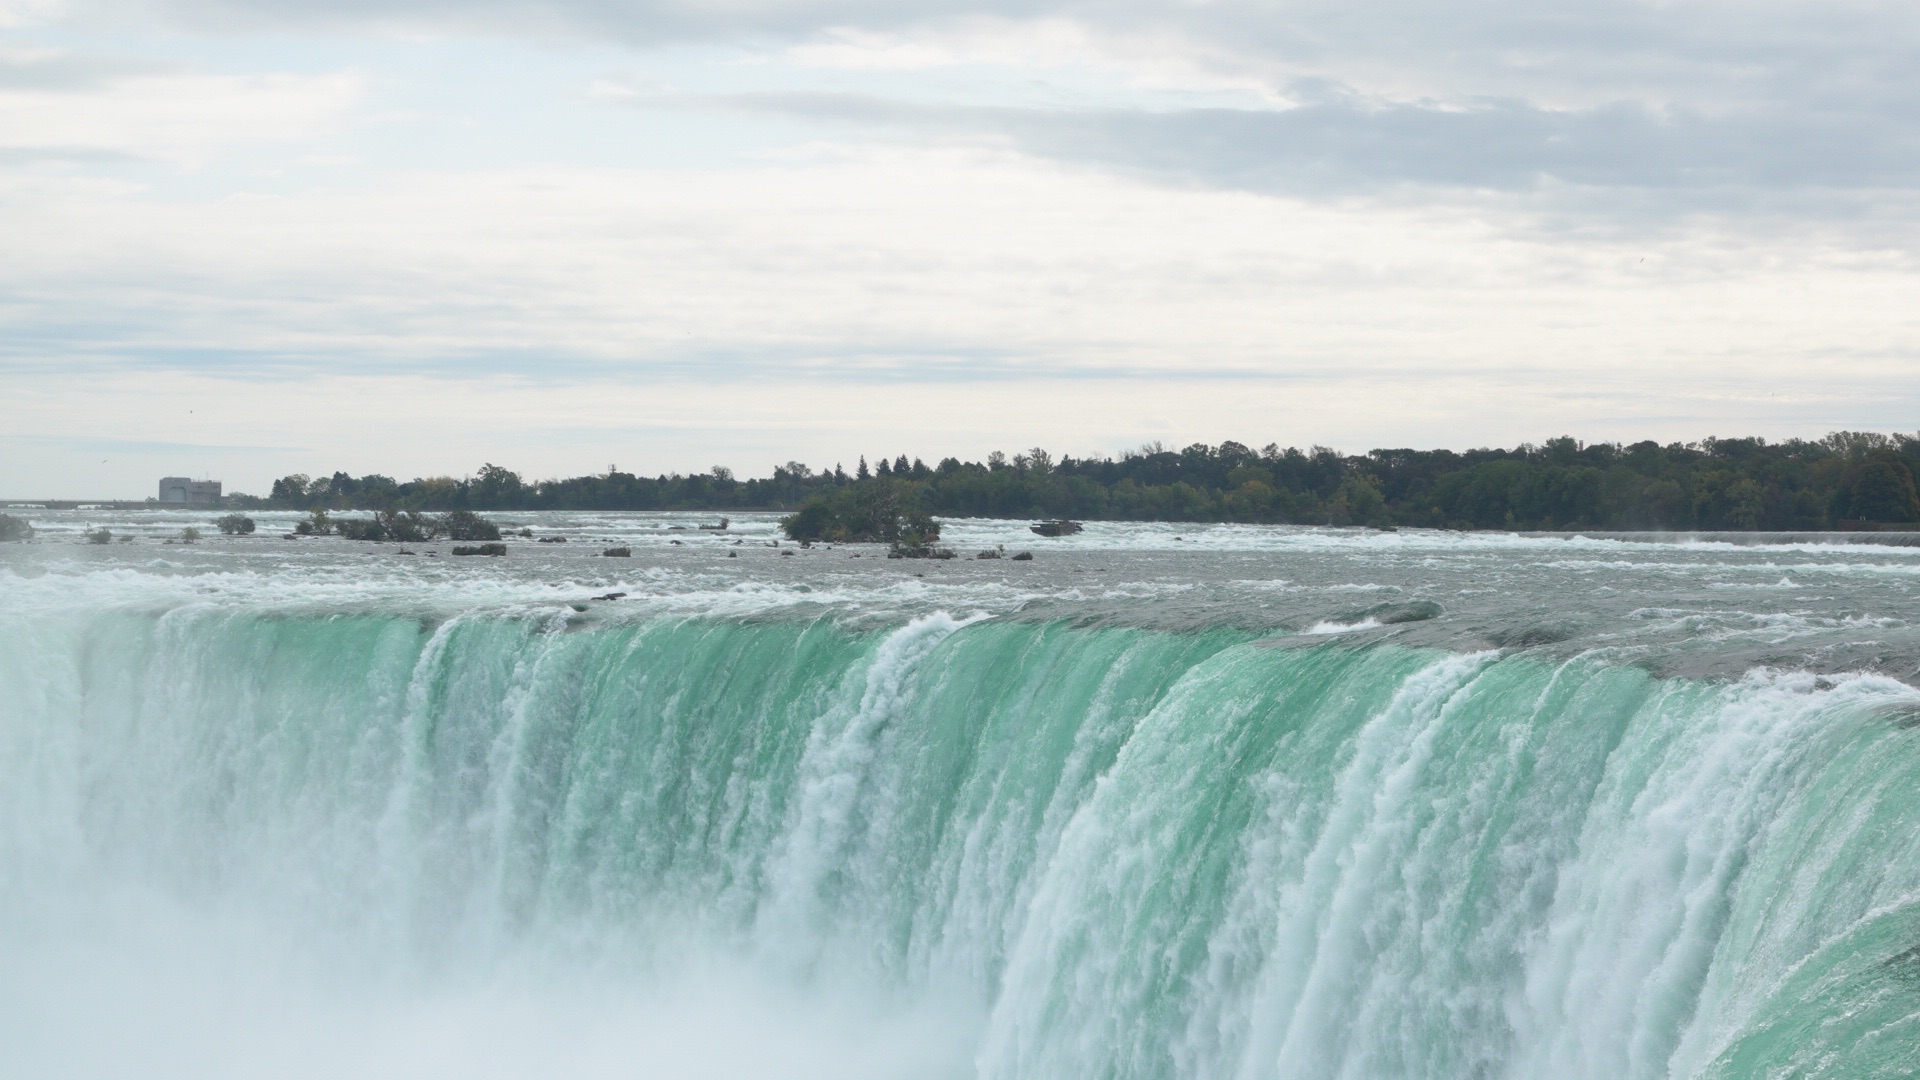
<box><xmin>5</xmin><ymin>593</ymin><xmax>1919</xmax><ymax>1078</ymax></box>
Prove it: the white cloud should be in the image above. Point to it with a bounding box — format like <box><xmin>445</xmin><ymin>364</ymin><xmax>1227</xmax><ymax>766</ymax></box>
<box><xmin>0</xmin><ymin>0</ymin><xmax>64</xmax><ymax>29</ymax></box>
<box><xmin>4</xmin><ymin>143</ymin><xmax>1916</xmax><ymax>382</ymax></box>
<box><xmin>0</xmin><ymin>66</ymin><xmax>362</xmax><ymax>163</ymax></box>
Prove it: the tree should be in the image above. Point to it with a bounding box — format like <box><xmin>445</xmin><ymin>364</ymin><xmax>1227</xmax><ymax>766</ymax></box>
<box><xmin>471</xmin><ymin>464</ymin><xmax>525</xmax><ymax>507</ymax></box>
<box><xmin>1329</xmin><ymin>474</ymin><xmax>1391</xmax><ymax>527</ymax></box>
<box><xmin>1850</xmin><ymin>456</ymin><xmax>1920</xmax><ymax>521</ymax></box>
<box><xmin>270</xmin><ymin>475</ymin><xmax>310</xmax><ymax>503</ymax></box>
<box><xmin>216</xmin><ymin>514</ymin><xmax>256</xmax><ymax>535</ymax></box>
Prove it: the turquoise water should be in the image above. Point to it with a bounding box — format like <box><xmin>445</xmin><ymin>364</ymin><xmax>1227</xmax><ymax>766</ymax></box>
<box><xmin>3</xmin><ymin>519</ymin><xmax>1920</xmax><ymax>1078</ymax></box>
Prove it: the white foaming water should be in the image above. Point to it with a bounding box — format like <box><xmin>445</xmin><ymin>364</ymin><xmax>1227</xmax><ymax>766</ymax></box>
<box><xmin>4</xmin><ymin>520</ymin><xmax>1920</xmax><ymax>1078</ymax></box>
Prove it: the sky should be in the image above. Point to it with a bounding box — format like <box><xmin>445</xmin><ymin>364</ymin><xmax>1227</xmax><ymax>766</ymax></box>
<box><xmin>3</xmin><ymin>0</ymin><xmax>1918</xmax><ymax>497</ymax></box>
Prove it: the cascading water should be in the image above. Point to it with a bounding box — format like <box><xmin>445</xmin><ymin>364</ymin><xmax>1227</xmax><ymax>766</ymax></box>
<box><xmin>4</xmin><ymin>513</ymin><xmax>1920</xmax><ymax>1078</ymax></box>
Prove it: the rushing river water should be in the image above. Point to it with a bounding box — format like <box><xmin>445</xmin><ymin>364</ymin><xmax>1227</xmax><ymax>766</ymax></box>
<box><xmin>4</xmin><ymin>512</ymin><xmax>1920</xmax><ymax>1078</ymax></box>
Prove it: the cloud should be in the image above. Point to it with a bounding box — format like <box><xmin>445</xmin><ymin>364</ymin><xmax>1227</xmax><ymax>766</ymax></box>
<box><xmin>3</xmin><ymin>144</ymin><xmax>1917</xmax><ymax>379</ymax></box>
<box><xmin>67</xmin><ymin>0</ymin><xmax>1919</xmax><ymax>205</ymax></box>
<box><xmin>0</xmin><ymin>54</ymin><xmax>362</xmax><ymax>163</ymax></box>
<box><xmin>643</xmin><ymin>88</ymin><xmax>1918</xmax><ymax>199</ymax></box>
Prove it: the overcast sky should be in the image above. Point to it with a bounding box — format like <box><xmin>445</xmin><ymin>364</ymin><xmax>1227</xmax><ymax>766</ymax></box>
<box><xmin>4</xmin><ymin>0</ymin><xmax>1918</xmax><ymax>496</ymax></box>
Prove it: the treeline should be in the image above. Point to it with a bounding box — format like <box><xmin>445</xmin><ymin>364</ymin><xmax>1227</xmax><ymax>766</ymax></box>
<box><xmin>250</xmin><ymin>431</ymin><xmax>1920</xmax><ymax>530</ymax></box>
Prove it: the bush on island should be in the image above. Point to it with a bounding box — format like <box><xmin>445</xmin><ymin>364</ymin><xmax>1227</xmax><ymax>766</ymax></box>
<box><xmin>781</xmin><ymin>480</ymin><xmax>942</xmax><ymax>557</ymax></box>
<box><xmin>86</xmin><ymin>527</ymin><xmax>111</xmax><ymax>544</ymax></box>
<box><xmin>334</xmin><ymin>509</ymin><xmax>440</xmax><ymax>542</ymax></box>
<box><xmin>0</xmin><ymin>513</ymin><xmax>32</xmax><ymax>541</ymax></box>
<box><xmin>442</xmin><ymin>509</ymin><xmax>502</xmax><ymax>541</ymax></box>
<box><xmin>452</xmin><ymin>543</ymin><xmax>507</xmax><ymax>556</ymax></box>
<box><xmin>333</xmin><ymin>516</ymin><xmax>385</xmax><ymax>541</ymax></box>
<box><xmin>216</xmin><ymin>514</ymin><xmax>256</xmax><ymax>535</ymax></box>
<box><xmin>179</xmin><ymin>527</ymin><xmax>201</xmax><ymax>543</ymax></box>
<box><xmin>603</xmin><ymin>547</ymin><xmax>631</xmax><ymax>557</ymax></box>
<box><xmin>294</xmin><ymin>509</ymin><xmax>333</xmax><ymax>536</ymax></box>
<box><xmin>378</xmin><ymin>510</ymin><xmax>437</xmax><ymax>542</ymax></box>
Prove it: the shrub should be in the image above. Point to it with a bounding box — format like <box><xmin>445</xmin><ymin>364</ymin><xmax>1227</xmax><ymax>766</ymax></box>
<box><xmin>603</xmin><ymin>546</ymin><xmax>631</xmax><ymax>557</ymax></box>
<box><xmin>0</xmin><ymin>513</ymin><xmax>31</xmax><ymax>541</ymax></box>
<box><xmin>179</xmin><ymin>527</ymin><xmax>201</xmax><ymax>542</ymax></box>
<box><xmin>377</xmin><ymin>510</ymin><xmax>436</xmax><ymax>542</ymax></box>
<box><xmin>333</xmin><ymin>516</ymin><xmax>385</xmax><ymax>541</ymax></box>
<box><xmin>216</xmin><ymin>514</ymin><xmax>256</xmax><ymax>535</ymax></box>
<box><xmin>442</xmin><ymin>510</ymin><xmax>502</xmax><ymax>541</ymax></box>
<box><xmin>452</xmin><ymin>543</ymin><xmax>507</xmax><ymax>556</ymax></box>
<box><xmin>86</xmin><ymin>527</ymin><xmax>111</xmax><ymax>544</ymax></box>
<box><xmin>294</xmin><ymin>509</ymin><xmax>333</xmax><ymax>536</ymax></box>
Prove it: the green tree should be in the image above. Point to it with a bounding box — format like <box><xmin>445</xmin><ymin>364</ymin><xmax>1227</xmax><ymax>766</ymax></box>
<box><xmin>1849</xmin><ymin>456</ymin><xmax>1920</xmax><ymax>521</ymax></box>
<box><xmin>1330</xmin><ymin>474</ymin><xmax>1391</xmax><ymax>527</ymax></box>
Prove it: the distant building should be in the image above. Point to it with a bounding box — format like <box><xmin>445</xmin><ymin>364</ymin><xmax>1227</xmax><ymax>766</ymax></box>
<box><xmin>158</xmin><ymin>477</ymin><xmax>222</xmax><ymax>505</ymax></box>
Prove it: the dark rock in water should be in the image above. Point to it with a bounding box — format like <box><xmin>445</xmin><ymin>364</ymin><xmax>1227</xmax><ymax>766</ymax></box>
<box><xmin>699</xmin><ymin>517</ymin><xmax>730</xmax><ymax>531</ymax></box>
<box><xmin>593</xmin><ymin>592</ymin><xmax>627</xmax><ymax>601</ymax></box>
<box><xmin>451</xmin><ymin>543</ymin><xmax>507</xmax><ymax>557</ymax></box>
<box><xmin>669</xmin><ymin>539</ymin><xmax>683</xmax><ymax>546</ymax></box>
<box><xmin>1011</xmin><ymin>551</ymin><xmax>1034</xmax><ymax>561</ymax></box>
<box><xmin>570</xmin><ymin>603</ymin><xmax>589</xmax><ymax>612</ymax></box>
<box><xmin>603</xmin><ymin>547</ymin><xmax>631</xmax><ymax>557</ymax></box>
<box><xmin>1487</xmin><ymin>624</ymin><xmax>1574</xmax><ymax>647</ymax></box>
<box><xmin>1030</xmin><ymin>520</ymin><xmax>1084</xmax><ymax>537</ymax></box>
<box><xmin>1371</xmin><ymin>601</ymin><xmax>1443</xmax><ymax>625</ymax></box>
<box><xmin>780</xmin><ymin>549</ymin><xmax>794</xmax><ymax>556</ymax></box>
<box><xmin>537</xmin><ymin>536</ymin><xmax>567</xmax><ymax>543</ymax></box>
<box><xmin>728</xmin><ymin>551</ymin><xmax>738</xmax><ymax>558</ymax></box>
<box><xmin>977</xmin><ymin>549</ymin><xmax>1002</xmax><ymax>559</ymax></box>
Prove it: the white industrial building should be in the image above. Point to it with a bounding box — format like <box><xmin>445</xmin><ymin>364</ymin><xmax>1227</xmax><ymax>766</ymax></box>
<box><xmin>158</xmin><ymin>477</ymin><xmax>222</xmax><ymax>505</ymax></box>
